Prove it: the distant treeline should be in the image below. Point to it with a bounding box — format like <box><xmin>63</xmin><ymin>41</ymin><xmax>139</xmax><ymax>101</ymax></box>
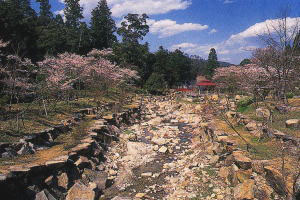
<box><xmin>0</xmin><ymin>0</ymin><xmax>230</xmax><ymax>92</ymax></box>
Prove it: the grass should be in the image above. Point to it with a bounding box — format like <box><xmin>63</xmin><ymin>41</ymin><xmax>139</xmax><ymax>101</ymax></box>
<box><xmin>216</xmin><ymin>119</ymin><xmax>279</xmax><ymax>160</ymax></box>
<box><xmin>123</xmin><ymin>130</ymin><xmax>135</xmax><ymax>135</ymax></box>
<box><xmin>238</xmin><ymin>99</ymin><xmax>300</xmax><ymax>138</ymax></box>
<box><xmin>56</xmin><ymin>119</ymin><xmax>94</xmax><ymax>150</ymax></box>
<box><xmin>202</xmin><ymin>166</ymin><xmax>217</xmax><ymax>177</ymax></box>
<box><xmin>0</xmin><ymin>88</ymin><xmax>136</xmax><ymax>143</ymax></box>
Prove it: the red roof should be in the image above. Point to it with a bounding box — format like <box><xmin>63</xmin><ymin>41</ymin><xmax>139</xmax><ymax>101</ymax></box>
<box><xmin>176</xmin><ymin>88</ymin><xmax>193</xmax><ymax>92</ymax></box>
<box><xmin>196</xmin><ymin>80</ymin><xmax>216</xmax><ymax>86</ymax></box>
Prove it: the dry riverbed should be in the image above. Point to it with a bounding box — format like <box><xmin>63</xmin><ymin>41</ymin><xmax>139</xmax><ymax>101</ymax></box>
<box><xmin>98</xmin><ymin>97</ymin><xmax>234</xmax><ymax>200</ymax></box>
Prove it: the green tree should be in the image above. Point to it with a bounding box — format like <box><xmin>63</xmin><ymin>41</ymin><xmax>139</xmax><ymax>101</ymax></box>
<box><xmin>64</xmin><ymin>0</ymin><xmax>83</xmax><ymax>28</ymax></box>
<box><xmin>114</xmin><ymin>13</ymin><xmax>150</xmax><ymax>86</ymax></box>
<box><xmin>64</xmin><ymin>0</ymin><xmax>85</xmax><ymax>53</ymax></box>
<box><xmin>0</xmin><ymin>0</ymin><xmax>39</xmax><ymax>60</ymax></box>
<box><xmin>240</xmin><ymin>58</ymin><xmax>251</xmax><ymax>66</ymax></box>
<box><xmin>144</xmin><ymin>73</ymin><xmax>167</xmax><ymax>94</ymax></box>
<box><xmin>90</xmin><ymin>0</ymin><xmax>116</xmax><ymax>49</ymax></box>
<box><xmin>36</xmin><ymin>14</ymin><xmax>67</xmax><ymax>55</ymax></box>
<box><xmin>117</xmin><ymin>13</ymin><xmax>149</xmax><ymax>43</ymax></box>
<box><xmin>205</xmin><ymin>48</ymin><xmax>219</xmax><ymax>78</ymax></box>
<box><xmin>37</xmin><ymin>0</ymin><xmax>52</xmax><ymax>24</ymax></box>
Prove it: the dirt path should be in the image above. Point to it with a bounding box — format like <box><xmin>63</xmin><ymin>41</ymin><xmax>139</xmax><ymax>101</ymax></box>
<box><xmin>99</xmin><ymin>97</ymin><xmax>232</xmax><ymax>200</ymax></box>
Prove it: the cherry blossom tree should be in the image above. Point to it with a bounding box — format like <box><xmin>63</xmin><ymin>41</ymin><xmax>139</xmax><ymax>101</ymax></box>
<box><xmin>253</xmin><ymin>10</ymin><xmax>300</xmax><ymax>102</ymax></box>
<box><xmin>38</xmin><ymin>49</ymin><xmax>139</xmax><ymax>103</ymax></box>
<box><xmin>213</xmin><ymin>64</ymin><xmax>271</xmax><ymax>98</ymax></box>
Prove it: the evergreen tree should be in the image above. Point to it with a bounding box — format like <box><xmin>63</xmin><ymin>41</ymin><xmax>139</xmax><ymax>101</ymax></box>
<box><xmin>205</xmin><ymin>48</ymin><xmax>219</xmax><ymax>78</ymax></box>
<box><xmin>64</xmin><ymin>0</ymin><xmax>84</xmax><ymax>53</ymax></box>
<box><xmin>90</xmin><ymin>0</ymin><xmax>116</xmax><ymax>49</ymax></box>
<box><xmin>64</xmin><ymin>0</ymin><xmax>83</xmax><ymax>28</ymax></box>
<box><xmin>0</xmin><ymin>0</ymin><xmax>39</xmax><ymax>59</ymax></box>
<box><xmin>78</xmin><ymin>22</ymin><xmax>92</xmax><ymax>54</ymax></box>
<box><xmin>36</xmin><ymin>14</ymin><xmax>67</xmax><ymax>55</ymax></box>
<box><xmin>37</xmin><ymin>0</ymin><xmax>52</xmax><ymax>23</ymax></box>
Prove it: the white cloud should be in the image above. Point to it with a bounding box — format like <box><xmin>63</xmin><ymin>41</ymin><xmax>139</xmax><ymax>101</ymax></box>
<box><xmin>171</xmin><ymin>17</ymin><xmax>300</xmax><ymax>63</ymax></box>
<box><xmin>57</xmin><ymin>0</ymin><xmax>192</xmax><ymax>19</ymax></box>
<box><xmin>109</xmin><ymin>0</ymin><xmax>191</xmax><ymax>17</ymax></box>
<box><xmin>148</xmin><ymin>19</ymin><xmax>209</xmax><ymax>38</ymax></box>
<box><xmin>209</xmin><ymin>29</ymin><xmax>218</xmax><ymax>34</ymax></box>
<box><xmin>227</xmin><ymin>17</ymin><xmax>300</xmax><ymax>46</ymax></box>
<box><xmin>171</xmin><ymin>43</ymin><xmax>197</xmax><ymax>49</ymax></box>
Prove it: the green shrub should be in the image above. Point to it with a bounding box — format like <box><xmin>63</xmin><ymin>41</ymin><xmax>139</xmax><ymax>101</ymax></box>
<box><xmin>237</xmin><ymin>97</ymin><xmax>254</xmax><ymax>108</ymax></box>
<box><xmin>286</xmin><ymin>92</ymin><xmax>294</xmax><ymax>99</ymax></box>
<box><xmin>144</xmin><ymin>73</ymin><xmax>168</xmax><ymax>94</ymax></box>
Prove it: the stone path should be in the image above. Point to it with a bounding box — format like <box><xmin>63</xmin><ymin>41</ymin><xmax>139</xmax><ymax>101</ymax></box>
<box><xmin>99</xmin><ymin>97</ymin><xmax>233</xmax><ymax>200</ymax></box>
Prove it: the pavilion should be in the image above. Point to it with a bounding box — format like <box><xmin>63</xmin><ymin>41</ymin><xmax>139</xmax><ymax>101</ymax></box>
<box><xmin>196</xmin><ymin>79</ymin><xmax>217</xmax><ymax>94</ymax></box>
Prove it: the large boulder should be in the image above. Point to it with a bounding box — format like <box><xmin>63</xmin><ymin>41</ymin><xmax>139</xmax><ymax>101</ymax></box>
<box><xmin>35</xmin><ymin>190</ymin><xmax>56</xmax><ymax>200</ymax></box>
<box><xmin>232</xmin><ymin>151</ymin><xmax>252</xmax><ymax>170</ymax></box>
<box><xmin>285</xmin><ymin>119</ymin><xmax>300</xmax><ymax>129</ymax></box>
<box><xmin>225</xmin><ymin>111</ymin><xmax>236</xmax><ymax>119</ymax></box>
<box><xmin>57</xmin><ymin>173</ymin><xmax>69</xmax><ymax>190</ymax></box>
<box><xmin>256</xmin><ymin>108</ymin><xmax>271</xmax><ymax>119</ymax></box>
<box><xmin>66</xmin><ymin>182</ymin><xmax>95</xmax><ymax>200</ymax></box>
<box><xmin>245</xmin><ymin>122</ymin><xmax>258</xmax><ymax>131</ymax></box>
<box><xmin>264</xmin><ymin>166</ymin><xmax>287</xmax><ymax>196</ymax></box>
<box><xmin>233</xmin><ymin>179</ymin><xmax>255</xmax><ymax>200</ymax></box>
<box><xmin>17</xmin><ymin>142</ymin><xmax>35</xmax><ymax>155</ymax></box>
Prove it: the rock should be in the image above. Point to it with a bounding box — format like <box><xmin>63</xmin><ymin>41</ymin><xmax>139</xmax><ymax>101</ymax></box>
<box><xmin>135</xmin><ymin>193</ymin><xmax>146</xmax><ymax>198</ymax></box>
<box><xmin>109</xmin><ymin>169</ymin><xmax>117</xmax><ymax>176</ymax></box>
<box><xmin>75</xmin><ymin>156</ymin><xmax>92</xmax><ymax>169</ymax></box>
<box><xmin>141</xmin><ymin>172</ymin><xmax>152</xmax><ymax>177</ymax></box>
<box><xmin>219</xmin><ymin>166</ymin><xmax>231</xmax><ymax>184</ymax></box>
<box><xmin>17</xmin><ymin>142</ymin><xmax>35</xmax><ymax>155</ymax></box>
<box><xmin>275</xmin><ymin>105</ymin><xmax>289</xmax><ymax>114</ymax></box>
<box><xmin>151</xmin><ymin>137</ymin><xmax>167</xmax><ymax>145</ymax></box>
<box><xmin>256</xmin><ymin>108</ymin><xmax>271</xmax><ymax>119</ymax></box>
<box><xmin>158</xmin><ymin>146</ymin><xmax>168</xmax><ymax>153</ymax></box>
<box><xmin>264</xmin><ymin>166</ymin><xmax>287</xmax><ymax>196</ymax></box>
<box><xmin>251</xmin><ymin>160</ymin><xmax>269</xmax><ymax>174</ymax></box>
<box><xmin>209</xmin><ymin>155</ymin><xmax>219</xmax><ymax>164</ymax></box>
<box><xmin>232</xmin><ymin>151</ymin><xmax>252</xmax><ymax>170</ymax></box>
<box><xmin>233</xmin><ymin>179</ymin><xmax>255</xmax><ymax>200</ymax></box>
<box><xmin>66</xmin><ymin>182</ymin><xmax>95</xmax><ymax>200</ymax></box>
<box><xmin>211</xmin><ymin>95</ymin><xmax>219</xmax><ymax>101</ymax></box>
<box><xmin>285</xmin><ymin>119</ymin><xmax>300</xmax><ymax>129</ymax></box>
<box><xmin>293</xmin><ymin>176</ymin><xmax>300</xmax><ymax>200</ymax></box>
<box><xmin>44</xmin><ymin>176</ymin><xmax>54</xmax><ymax>186</ymax></box>
<box><xmin>225</xmin><ymin>111</ymin><xmax>236</xmax><ymax>119</ymax></box>
<box><xmin>57</xmin><ymin>172</ymin><xmax>69</xmax><ymax>190</ymax></box>
<box><xmin>81</xmin><ymin>169</ymin><xmax>108</xmax><ymax>191</ymax></box>
<box><xmin>245</xmin><ymin>122</ymin><xmax>257</xmax><ymax>131</ymax></box>
<box><xmin>35</xmin><ymin>190</ymin><xmax>56</xmax><ymax>200</ymax></box>
<box><xmin>235</xmin><ymin>169</ymin><xmax>252</xmax><ymax>183</ymax></box>
<box><xmin>112</xmin><ymin>197</ymin><xmax>132</xmax><ymax>200</ymax></box>
<box><xmin>271</xmin><ymin>129</ymin><xmax>286</xmax><ymax>138</ymax></box>
<box><xmin>235</xmin><ymin>95</ymin><xmax>242</xmax><ymax>101</ymax></box>
<box><xmin>219</xmin><ymin>98</ymin><xmax>228</xmax><ymax>105</ymax></box>
<box><xmin>1</xmin><ymin>151</ymin><xmax>16</xmax><ymax>158</ymax></box>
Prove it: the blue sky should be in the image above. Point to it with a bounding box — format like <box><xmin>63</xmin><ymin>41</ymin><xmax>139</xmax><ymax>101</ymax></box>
<box><xmin>33</xmin><ymin>0</ymin><xmax>300</xmax><ymax>64</ymax></box>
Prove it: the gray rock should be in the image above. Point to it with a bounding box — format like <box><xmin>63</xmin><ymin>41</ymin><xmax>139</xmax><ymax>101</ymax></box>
<box><xmin>66</xmin><ymin>182</ymin><xmax>95</xmax><ymax>200</ymax></box>
<box><xmin>17</xmin><ymin>142</ymin><xmax>35</xmax><ymax>155</ymax></box>
<box><xmin>35</xmin><ymin>190</ymin><xmax>56</xmax><ymax>200</ymax></box>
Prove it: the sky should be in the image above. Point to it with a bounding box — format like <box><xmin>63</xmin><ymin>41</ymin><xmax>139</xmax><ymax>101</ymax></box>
<box><xmin>34</xmin><ymin>0</ymin><xmax>300</xmax><ymax>64</ymax></box>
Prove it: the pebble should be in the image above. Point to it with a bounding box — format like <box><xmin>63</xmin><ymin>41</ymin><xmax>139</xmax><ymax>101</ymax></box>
<box><xmin>141</xmin><ymin>172</ymin><xmax>152</xmax><ymax>177</ymax></box>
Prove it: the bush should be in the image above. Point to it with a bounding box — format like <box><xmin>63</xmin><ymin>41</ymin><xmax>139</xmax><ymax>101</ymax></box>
<box><xmin>286</xmin><ymin>92</ymin><xmax>294</xmax><ymax>99</ymax></box>
<box><xmin>144</xmin><ymin>73</ymin><xmax>168</xmax><ymax>95</ymax></box>
<box><xmin>237</xmin><ymin>97</ymin><xmax>254</xmax><ymax>109</ymax></box>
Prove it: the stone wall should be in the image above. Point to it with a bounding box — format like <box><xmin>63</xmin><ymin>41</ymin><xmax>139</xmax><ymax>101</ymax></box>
<box><xmin>0</xmin><ymin>105</ymin><xmax>141</xmax><ymax>200</ymax></box>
